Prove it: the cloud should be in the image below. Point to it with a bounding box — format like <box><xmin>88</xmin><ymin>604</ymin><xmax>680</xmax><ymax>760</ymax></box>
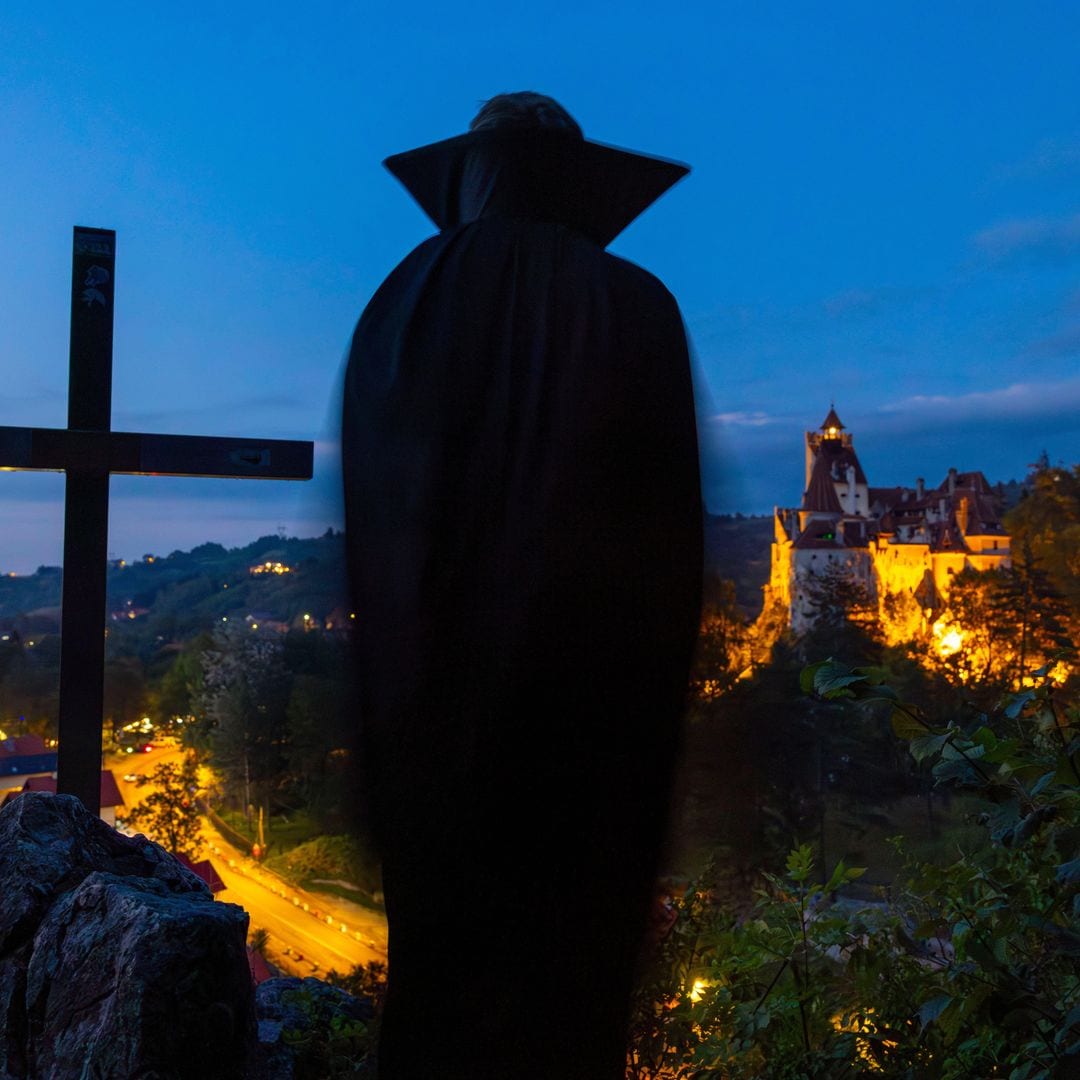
<box><xmin>992</xmin><ymin>136</ymin><xmax>1080</xmax><ymax>183</ymax></box>
<box><xmin>708</xmin><ymin>410</ymin><xmax>778</xmax><ymax>427</ymax></box>
<box><xmin>822</xmin><ymin>288</ymin><xmax>882</xmax><ymax>318</ymax></box>
<box><xmin>112</xmin><ymin>393</ymin><xmax>315</xmax><ymax>435</ymax></box>
<box><xmin>973</xmin><ymin>212</ymin><xmax>1080</xmax><ymax>264</ymax></box>
<box><xmin>1024</xmin><ymin>323</ymin><xmax>1080</xmax><ymax>360</ymax></box>
<box><xmin>879</xmin><ymin>375</ymin><xmax>1080</xmax><ymax>416</ymax></box>
<box><xmin>820</xmin><ymin>284</ymin><xmax>932</xmax><ymax>320</ymax></box>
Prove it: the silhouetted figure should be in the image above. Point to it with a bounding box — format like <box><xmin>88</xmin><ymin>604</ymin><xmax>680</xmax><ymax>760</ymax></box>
<box><xmin>342</xmin><ymin>92</ymin><xmax>702</xmax><ymax>1079</ymax></box>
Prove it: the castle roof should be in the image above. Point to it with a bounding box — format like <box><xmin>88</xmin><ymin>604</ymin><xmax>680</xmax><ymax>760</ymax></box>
<box><xmin>868</xmin><ymin>473</ymin><xmax>1006</xmax><ymax>524</ymax></box>
<box><xmin>929</xmin><ymin>517</ymin><xmax>968</xmax><ymax>553</ymax></box>
<box><xmin>801</xmin><ymin>454</ymin><xmax>843</xmax><ymax>514</ymax></box>
<box><xmin>793</xmin><ymin>531</ymin><xmax>840</xmax><ymax>549</ymax></box>
<box><xmin>869</xmin><ymin>486</ymin><xmax>905</xmax><ymax>509</ymax></box>
<box><xmin>816</xmin><ymin>438</ymin><xmax>868</xmax><ymax>485</ymax></box>
<box><xmin>954</xmin><ymin>489</ymin><xmax>1007</xmax><ymax>535</ymax></box>
<box><xmin>840</xmin><ymin>518</ymin><xmax>871</xmax><ymax>546</ymax></box>
<box><xmin>792</xmin><ymin>516</ymin><xmax>873</xmax><ymax>549</ymax></box>
<box><xmin>937</xmin><ymin>470</ymin><xmax>992</xmax><ymax>494</ymax></box>
<box><xmin>820</xmin><ymin>406</ymin><xmax>844</xmax><ymax>432</ymax></box>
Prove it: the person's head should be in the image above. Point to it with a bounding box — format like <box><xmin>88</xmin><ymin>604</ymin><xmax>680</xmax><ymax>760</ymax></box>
<box><xmin>469</xmin><ymin>92</ymin><xmax>582</xmax><ymax>137</ymax></box>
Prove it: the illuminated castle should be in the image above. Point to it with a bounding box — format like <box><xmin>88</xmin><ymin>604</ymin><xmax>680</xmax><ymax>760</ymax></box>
<box><xmin>765</xmin><ymin>407</ymin><xmax>1012</xmax><ymax>635</ymax></box>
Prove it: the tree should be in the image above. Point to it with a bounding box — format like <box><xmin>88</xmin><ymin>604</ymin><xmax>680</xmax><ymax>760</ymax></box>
<box><xmin>103</xmin><ymin>656</ymin><xmax>149</xmax><ymax>743</ymax></box>
<box><xmin>157</xmin><ymin>632</ymin><xmax>211</xmax><ymax>746</ymax></box>
<box><xmin>689</xmin><ymin>576</ymin><xmax>749</xmax><ymax>703</ymax></box>
<box><xmin>325</xmin><ymin>961</ymin><xmax>388</xmax><ymax>1012</ymax></box>
<box><xmin>121</xmin><ymin>757</ymin><xmax>202</xmax><ymax>858</ymax></box>
<box><xmin>1000</xmin><ymin>542</ymin><xmax>1073</xmax><ymax>685</ymax></box>
<box><xmin>0</xmin><ymin>635</ymin><xmax>60</xmax><ymax>739</ymax></box>
<box><xmin>934</xmin><ymin>567</ymin><xmax>1015</xmax><ymax>691</ymax></box>
<box><xmin>195</xmin><ymin>628</ymin><xmax>291</xmax><ymax>823</ymax></box>
<box><xmin>285</xmin><ymin>670</ymin><xmax>353</xmax><ymax>831</ymax></box>
<box><xmin>799</xmin><ymin>561</ymin><xmax>881</xmax><ymax>663</ymax></box>
<box><xmin>937</xmin><ymin>554</ymin><xmax>1073</xmax><ymax>695</ymax></box>
<box><xmin>1005</xmin><ymin>461</ymin><xmax>1080</xmax><ymax>618</ymax></box>
<box><xmin>672</xmin><ymin>637</ymin><xmax>912</xmax><ymax>900</ymax></box>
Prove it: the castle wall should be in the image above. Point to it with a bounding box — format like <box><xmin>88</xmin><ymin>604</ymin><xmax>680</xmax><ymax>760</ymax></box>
<box><xmin>872</xmin><ymin>538</ymin><xmax>932</xmax><ymax>597</ymax></box>
<box><xmin>770</xmin><ymin>538</ymin><xmax>795</xmax><ymax>610</ymax></box>
<box><xmin>786</xmin><ymin>546</ymin><xmax>874</xmax><ymax>634</ymax></box>
<box><xmin>966</xmin><ymin>535</ymin><xmax>1011</xmax><ymax>555</ymax></box>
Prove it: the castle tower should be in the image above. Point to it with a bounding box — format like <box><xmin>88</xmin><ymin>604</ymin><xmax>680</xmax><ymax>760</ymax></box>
<box><xmin>805</xmin><ymin>405</ymin><xmax>846</xmax><ymax>488</ymax></box>
<box><xmin>802</xmin><ymin>406</ymin><xmax>868</xmax><ymax>520</ymax></box>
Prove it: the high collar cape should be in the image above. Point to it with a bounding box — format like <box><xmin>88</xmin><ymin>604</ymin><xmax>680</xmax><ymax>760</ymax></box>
<box><xmin>384</xmin><ymin>127</ymin><xmax>689</xmax><ymax>249</ymax></box>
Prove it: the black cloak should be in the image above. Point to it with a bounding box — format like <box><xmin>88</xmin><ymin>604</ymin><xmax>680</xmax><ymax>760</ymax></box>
<box><xmin>342</xmin><ymin>125</ymin><xmax>703</xmax><ymax>1079</ymax></box>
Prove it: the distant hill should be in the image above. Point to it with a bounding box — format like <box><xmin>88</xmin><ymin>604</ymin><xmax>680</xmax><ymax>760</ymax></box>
<box><xmin>0</xmin><ymin>531</ymin><xmax>350</xmax><ymax>644</ymax></box>
<box><xmin>704</xmin><ymin>514</ymin><xmax>773</xmax><ymax>617</ymax></box>
<box><xmin>0</xmin><ymin>516</ymin><xmax>776</xmax><ymax>638</ymax></box>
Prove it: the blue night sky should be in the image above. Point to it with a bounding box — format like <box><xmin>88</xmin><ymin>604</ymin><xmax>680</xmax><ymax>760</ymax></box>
<box><xmin>2</xmin><ymin>2</ymin><xmax>1078</xmax><ymax>573</ymax></box>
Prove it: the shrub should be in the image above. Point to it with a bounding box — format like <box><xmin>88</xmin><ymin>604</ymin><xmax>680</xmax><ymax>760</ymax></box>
<box><xmin>628</xmin><ymin>657</ymin><xmax>1080</xmax><ymax>1078</ymax></box>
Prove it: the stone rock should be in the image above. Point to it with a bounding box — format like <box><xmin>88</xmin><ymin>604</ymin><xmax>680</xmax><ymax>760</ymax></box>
<box><xmin>0</xmin><ymin>791</ymin><xmax>254</xmax><ymax>1078</ymax></box>
<box><xmin>255</xmin><ymin>977</ymin><xmax>374</xmax><ymax>1079</ymax></box>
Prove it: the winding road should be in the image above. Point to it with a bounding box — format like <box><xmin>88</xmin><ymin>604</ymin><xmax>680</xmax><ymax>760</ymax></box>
<box><xmin>111</xmin><ymin>745</ymin><xmax>388</xmax><ymax>978</ymax></box>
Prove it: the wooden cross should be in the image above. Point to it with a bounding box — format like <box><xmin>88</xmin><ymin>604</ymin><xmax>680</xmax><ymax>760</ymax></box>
<box><xmin>0</xmin><ymin>227</ymin><xmax>313</xmax><ymax>813</ymax></box>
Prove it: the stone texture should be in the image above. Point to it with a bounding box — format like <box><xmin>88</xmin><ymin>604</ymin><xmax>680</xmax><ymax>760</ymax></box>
<box><xmin>255</xmin><ymin>977</ymin><xmax>374</xmax><ymax>1079</ymax></box>
<box><xmin>0</xmin><ymin>791</ymin><xmax>254</xmax><ymax>1078</ymax></box>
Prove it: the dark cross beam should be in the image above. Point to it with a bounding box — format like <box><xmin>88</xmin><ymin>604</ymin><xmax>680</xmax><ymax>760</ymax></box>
<box><xmin>0</xmin><ymin>226</ymin><xmax>313</xmax><ymax>814</ymax></box>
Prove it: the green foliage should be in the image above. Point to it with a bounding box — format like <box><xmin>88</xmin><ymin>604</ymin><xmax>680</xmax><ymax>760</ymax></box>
<box><xmin>630</xmin><ymin>851</ymin><xmax>890</xmax><ymax>1080</ymax></box>
<box><xmin>1005</xmin><ymin>462</ymin><xmax>1080</xmax><ymax>618</ymax></box>
<box><xmin>282</xmin><ymin>632</ymin><xmax>356</xmax><ymax>831</ymax></box>
<box><xmin>266</xmin><ymin>834</ymin><xmax>380</xmax><ymax>897</ymax></box>
<box><xmin>192</xmin><ymin>624</ymin><xmax>360</xmax><ymax>839</ymax></box>
<box><xmin>673</xmin><ymin>644</ymin><xmax>914</xmax><ymax>891</ymax></box>
<box><xmin>799</xmin><ymin>562</ymin><xmax>882</xmax><ymax>665</ymax></box>
<box><xmin>120</xmin><ymin>756</ymin><xmax>203</xmax><ymax>858</ymax></box>
<box><xmin>0</xmin><ymin>634</ymin><xmax>60</xmax><ymax>738</ymax></box>
<box><xmin>279</xmin><ymin>986</ymin><xmax>375</xmax><ymax>1079</ymax></box>
<box><xmin>156</xmin><ymin>633</ymin><xmax>210</xmax><ymax>730</ymax></box>
<box><xmin>689</xmin><ymin>577</ymin><xmax>750</xmax><ymax>702</ymax></box>
<box><xmin>195</xmin><ymin>627</ymin><xmax>291</xmax><ymax>820</ymax></box>
<box><xmin>934</xmin><ymin>551</ymin><xmax>1074</xmax><ymax>699</ymax></box>
<box><xmin>325</xmin><ymin>961</ymin><xmax>388</xmax><ymax>1012</ymax></box>
<box><xmin>103</xmin><ymin>655</ymin><xmax>149</xmax><ymax>739</ymax></box>
<box><xmin>631</xmin><ymin>661</ymin><xmax>1080</xmax><ymax>1078</ymax></box>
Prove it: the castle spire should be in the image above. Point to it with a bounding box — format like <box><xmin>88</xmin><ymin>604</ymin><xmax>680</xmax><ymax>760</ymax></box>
<box><xmin>820</xmin><ymin>404</ymin><xmax>844</xmax><ymax>438</ymax></box>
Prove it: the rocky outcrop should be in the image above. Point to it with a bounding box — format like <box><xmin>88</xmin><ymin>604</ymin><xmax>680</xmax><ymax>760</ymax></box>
<box><xmin>0</xmin><ymin>791</ymin><xmax>254</xmax><ymax>1078</ymax></box>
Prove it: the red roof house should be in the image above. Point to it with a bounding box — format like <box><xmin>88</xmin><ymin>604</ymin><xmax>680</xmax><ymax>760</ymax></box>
<box><xmin>4</xmin><ymin>770</ymin><xmax>125</xmax><ymax>825</ymax></box>
<box><xmin>175</xmin><ymin>852</ymin><xmax>226</xmax><ymax>894</ymax></box>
